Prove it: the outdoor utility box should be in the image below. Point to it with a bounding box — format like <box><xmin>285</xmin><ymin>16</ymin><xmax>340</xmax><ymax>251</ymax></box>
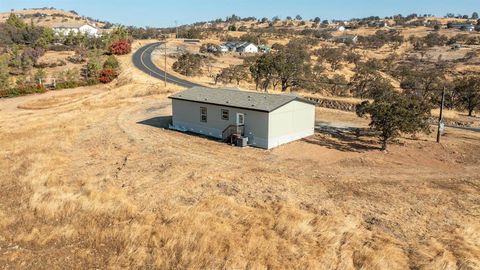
<box><xmin>236</xmin><ymin>137</ymin><xmax>248</xmax><ymax>147</ymax></box>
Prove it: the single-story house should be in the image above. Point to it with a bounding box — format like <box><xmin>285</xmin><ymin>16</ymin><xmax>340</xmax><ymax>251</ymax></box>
<box><xmin>207</xmin><ymin>44</ymin><xmax>228</xmax><ymax>53</ymax></box>
<box><xmin>237</xmin><ymin>43</ymin><xmax>258</xmax><ymax>53</ymax></box>
<box><xmin>333</xmin><ymin>35</ymin><xmax>358</xmax><ymax>44</ymax></box>
<box><xmin>169</xmin><ymin>87</ymin><xmax>316</xmax><ymax>149</ymax></box>
<box><xmin>449</xmin><ymin>23</ymin><xmax>475</xmax><ymax>32</ymax></box>
<box><xmin>368</xmin><ymin>21</ymin><xmax>388</xmax><ymax>28</ymax></box>
<box><xmin>224</xmin><ymin>41</ymin><xmax>239</xmax><ymax>51</ymax></box>
<box><xmin>219</xmin><ymin>45</ymin><xmax>229</xmax><ymax>52</ymax></box>
<box><xmin>451</xmin><ymin>43</ymin><xmax>462</xmax><ymax>50</ymax></box>
<box><xmin>52</xmin><ymin>22</ymin><xmax>99</xmax><ymax>37</ymax></box>
<box><xmin>224</xmin><ymin>41</ymin><xmax>259</xmax><ymax>53</ymax></box>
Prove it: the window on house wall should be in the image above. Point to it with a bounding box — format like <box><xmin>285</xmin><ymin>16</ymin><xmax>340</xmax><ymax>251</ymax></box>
<box><xmin>200</xmin><ymin>107</ymin><xmax>207</xmax><ymax>122</ymax></box>
<box><xmin>221</xmin><ymin>109</ymin><xmax>229</xmax><ymax>120</ymax></box>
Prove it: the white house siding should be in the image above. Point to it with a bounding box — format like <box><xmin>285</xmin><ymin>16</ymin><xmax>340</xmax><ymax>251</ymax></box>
<box><xmin>79</xmin><ymin>25</ymin><xmax>99</xmax><ymax>36</ymax></box>
<box><xmin>267</xmin><ymin>100</ymin><xmax>315</xmax><ymax>149</ymax></box>
<box><xmin>242</xmin><ymin>44</ymin><xmax>258</xmax><ymax>53</ymax></box>
<box><xmin>53</xmin><ymin>28</ymin><xmax>79</xmax><ymax>35</ymax></box>
<box><xmin>171</xmin><ymin>99</ymin><xmax>270</xmax><ymax>148</ymax></box>
<box><xmin>53</xmin><ymin>24</ymin><xmax>99</xmax><ymax>37</ymax></box>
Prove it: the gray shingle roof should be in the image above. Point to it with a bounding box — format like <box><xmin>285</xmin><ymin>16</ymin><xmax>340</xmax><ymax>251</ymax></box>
<box><xmin>169</xmin><ymin>87</ymin><xmax>315</xmax><ymax>112</ymax></box>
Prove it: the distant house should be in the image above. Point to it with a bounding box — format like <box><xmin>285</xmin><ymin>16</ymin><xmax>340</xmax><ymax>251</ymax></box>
<box><xmin>52</xmin><ymin>22</ymin><xmax>99</xmax><ymax>37</ymax></box>
<box><xmin>201</xmin><ymin>22</ymin><xmax>212</xmax><ymax>28</ymax></box>
<box><xmin>169</xmin><ymin>87</ymin><xmax>316</xmax><ymax>149</ymax></box>
<box><xmin>333</xmin><ymin>35</ymin><xmax>358</xmax><ymax>44</ymax></box>
<box><xmin>206</xmin><ymin>44</ymin><xmax>229</xmax><ymax>53</ymax></box>
<box><xmin>258</xmin><ymin>45</ymin><xmax>271</xmax><ymax>53</ymax></box>
<box><xmin>237</xmin><ymin>43</ymin><xmax>258</xmax><ymax>53</ymax></box>
<box><xmin>449</xmin><ymin>23</ymin><xmax>475</xmax><ymax>32</ymax></box>
<box><xmin>368</xmin><ymin>21</ymin><xmax>388</xmax><ymax>28</ymax></box>
<box><xmin>224</xmin><ymin>41</ymin><xmax>238</xmax><ymax>51</ymax></box>
<box><xmin>224</xmin><ymin>42</ymin><xmax>259</xmax><ymax>53</ymax></box>
<box><xmin>219</xmin><ymin>45</ymin><xmax>229</xmax><ymax>53</ymax></box>
<box><xmin>451</xmin><ymin>43</ymin><xmax>462</xmax><ymax>50</ymax></box>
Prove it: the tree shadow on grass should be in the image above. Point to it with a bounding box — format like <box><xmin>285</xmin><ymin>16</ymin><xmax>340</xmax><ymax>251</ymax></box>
<box><xmin>303</xmin><ymin>125</ymin><xmax>381</xmax><ymax>152</ymax></box>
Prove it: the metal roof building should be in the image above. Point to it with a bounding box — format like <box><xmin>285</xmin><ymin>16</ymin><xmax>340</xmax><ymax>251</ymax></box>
<box><xmin>169</xmin><ymin>87</ymin><xmax>316</xmax><ymax>149</ymax></box>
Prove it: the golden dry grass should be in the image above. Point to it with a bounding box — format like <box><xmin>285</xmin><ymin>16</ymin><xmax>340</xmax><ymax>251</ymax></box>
<box><xmin>0</xmin><ymin>42</ymin><xmax>479</xmax><ymax>269</ymax></box>
<box><xmin>0</xmin><ymin>8</ymin><xmax>105</xmax><ymax>28</ymax></box>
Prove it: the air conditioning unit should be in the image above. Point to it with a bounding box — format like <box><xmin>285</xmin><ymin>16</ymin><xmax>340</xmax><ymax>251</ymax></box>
<box><xmin>236</xmin><ymin>136</ymin><xmax>248</xmax><ymax>147</ymax></box>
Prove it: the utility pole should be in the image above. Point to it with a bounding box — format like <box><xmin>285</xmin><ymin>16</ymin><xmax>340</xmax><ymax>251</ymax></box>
<box><xmin>436</xmin><ymin>86</ymin><xmax>446</xmax><ymax>143</ymax></box>
<box><xmin>175</xmin><ymin>20</ymin><xmax>178</xmax><ymax>39</ymax></box>
<box><xmin>164</xmin><ymin>42</ymin><xmax>167</xmax><ymax>87</ymax></box>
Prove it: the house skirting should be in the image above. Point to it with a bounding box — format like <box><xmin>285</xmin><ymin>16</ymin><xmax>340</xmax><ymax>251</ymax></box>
<box><xmin>170</xmin><ymin>120</ymin><xmax>222</xmax><ymax>139</ymax></box>
<box><xmin>170</xmin><ymin>120</ymin><xmax>269</xmax><ymax>149</ymax></box>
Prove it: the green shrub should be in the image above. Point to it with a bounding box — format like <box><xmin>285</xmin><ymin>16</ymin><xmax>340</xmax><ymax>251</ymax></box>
<box><xmin>55</xmin><ymin>81</ymin><xmax>81</xmax><ymax>90</ymax></box>
<box><xmin>1</xmin><ymin>84</ymin><xmax>46</xmax><ymax>97</ymax></box>
<box><xmin>103</xmin><ymin>55</ymin><xmax>120</xmax><ymax>70</ymax></box>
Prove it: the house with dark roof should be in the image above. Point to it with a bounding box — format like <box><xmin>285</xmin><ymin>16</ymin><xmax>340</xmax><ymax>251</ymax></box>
<box><xmin>168</xmin><ymin>87</ymin><xmax>316</xmax><ymax>149</ymax></box>
<box><xmin>223</xmin><ymin>42</ymin><xmax>259</xmax><ymax>53</ymax></box>
<box><xmin>448</xmin><ymin>23</ymin><xmax>475</xmax><ymax>32</ymax></box>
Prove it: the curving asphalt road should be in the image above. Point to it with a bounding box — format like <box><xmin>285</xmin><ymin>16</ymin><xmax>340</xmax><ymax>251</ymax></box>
<box><xmin>132</xmin><ymin>42</ymin><xmax>204</xmax><ymax>88</ymax></box>
<box><xmin>446</xmin><ymin>124</ymin><xmax>480</xmax><ymax>133</ymax></box>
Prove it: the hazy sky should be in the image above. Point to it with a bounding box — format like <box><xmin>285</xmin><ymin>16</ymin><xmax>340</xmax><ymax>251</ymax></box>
<box><xmin>1</xmin><ymin>0</ymin><xmax>479</xmax><ymax>27</ymax></box>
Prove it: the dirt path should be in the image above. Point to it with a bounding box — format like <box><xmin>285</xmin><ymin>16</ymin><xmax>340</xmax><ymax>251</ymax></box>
<box><xmin>0</xmin><ymin>84</ymin><xmax>107</xmax><ymax>113</ymax></box>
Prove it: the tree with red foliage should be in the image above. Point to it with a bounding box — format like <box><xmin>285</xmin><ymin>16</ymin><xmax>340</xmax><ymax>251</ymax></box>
<box><xmin>99</xmin><ymin>69</ymin><xmax>118</xmax><ymax>83</ymax></box>
<box><xmin>109</xmin><ymin>39</ymin><xmax>132</xmax><ymax>55</ymax></box>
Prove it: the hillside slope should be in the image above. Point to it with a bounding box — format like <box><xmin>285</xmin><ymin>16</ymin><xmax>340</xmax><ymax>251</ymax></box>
<box><xmin>0</xmin><ymin>8</ymin><xmax>108</xmax><ymax>28</ymax></box>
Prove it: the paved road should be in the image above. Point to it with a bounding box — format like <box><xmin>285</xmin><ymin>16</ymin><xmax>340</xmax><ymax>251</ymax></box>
<box><xmin>446</xmin><ymin>124</ymin><xmax>480</xmax><ymax>133</ymax></box>
<box><xmin>132</xmin><ymin>42</ymin><xmax>204</xmax><ymax>88</ymax></box>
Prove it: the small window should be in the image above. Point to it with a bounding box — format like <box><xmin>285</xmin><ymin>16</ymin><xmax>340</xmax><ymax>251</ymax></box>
<box><xmin>221</xmin><ymin>109</ymin><xmax>229</xmax><ymax>120</ymax></box>
<box><xmin>200</xmin><ymin>107</ymin><xmax>207</xmax><ymax>122</ymax></box>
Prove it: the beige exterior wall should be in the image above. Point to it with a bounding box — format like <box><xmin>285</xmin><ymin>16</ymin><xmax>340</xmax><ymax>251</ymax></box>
<box><xmin>171</xmin><ymin>99</ymin><xmax>269</xmax><ymax>148</ymax></box>
<box><xmin>267</xmin><ymin>100</ymin><xmax>315</xmax><ymax>149</ymax></box>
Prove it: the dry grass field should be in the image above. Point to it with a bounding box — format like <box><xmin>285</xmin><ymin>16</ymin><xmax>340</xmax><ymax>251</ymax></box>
<box><xmin>0</xmin><ymin>44</ymin><xmax>480</xmax><ymax>269</ymax></box>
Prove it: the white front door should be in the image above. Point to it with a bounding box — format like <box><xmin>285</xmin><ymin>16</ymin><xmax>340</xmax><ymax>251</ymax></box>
<box><xmin>236</xmin><ymin>113</ymin><xmax>245</xmax><ymax>125</ymax></box>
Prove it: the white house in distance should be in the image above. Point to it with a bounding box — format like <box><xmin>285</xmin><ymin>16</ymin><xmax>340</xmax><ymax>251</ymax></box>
<box><xmin>224</xmin><ymin>41</ymin><xmax>259</xmax><ymax>53</ymax></box>
<box><xmin>237</xmin><ymin>43</ymin><xmax>258</xmax><ymax>53</ymax></box>
<box><xmin>169</xmin><ymin>87</ymin><xmax>316</xmax><ymax>149</ymax></box>
<box><xmin>52</xmin><ymin>22</ymin><xmax>99</xmax><ymax>37</ymax></box>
